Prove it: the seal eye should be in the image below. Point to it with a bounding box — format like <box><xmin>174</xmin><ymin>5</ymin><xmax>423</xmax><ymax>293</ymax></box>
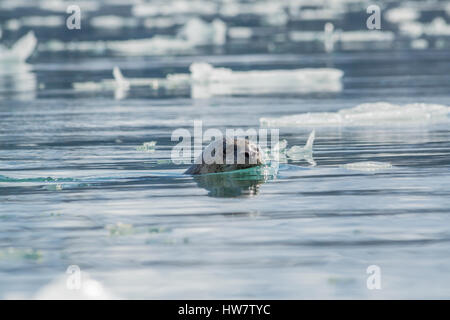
<box><xmin>211</xmin><ymin>149</ymin><xmax>215</xmax><ymax>157</ymax></box>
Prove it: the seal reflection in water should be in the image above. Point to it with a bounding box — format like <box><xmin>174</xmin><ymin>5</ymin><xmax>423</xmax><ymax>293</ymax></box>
<box><xmin>185</xmin><ymin>137</ymin><xmax>269</xmax><ymax>197</ymax></box>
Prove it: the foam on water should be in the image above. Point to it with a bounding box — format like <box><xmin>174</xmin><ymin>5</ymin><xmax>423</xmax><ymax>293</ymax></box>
<box><xmin>260</xmin><ymin>102</ymin><xmax>450</xmax><ymax>127</ymax></box>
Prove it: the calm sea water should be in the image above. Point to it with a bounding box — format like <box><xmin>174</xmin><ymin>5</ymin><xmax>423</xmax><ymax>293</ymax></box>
<box><xmin>1</xmin><ymin>1</ymin><xmax>450</xmax><ymax>299</ymax></box>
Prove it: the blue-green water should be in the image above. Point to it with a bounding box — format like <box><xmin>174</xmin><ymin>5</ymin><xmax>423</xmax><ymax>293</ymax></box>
<box><xmin>1</xmin><ymin>0</ymin><xmax>450</xmax><ymax>299</ymax></box>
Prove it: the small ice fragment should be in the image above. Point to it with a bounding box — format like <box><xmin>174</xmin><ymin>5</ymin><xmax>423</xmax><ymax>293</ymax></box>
<box><xmin>90</xmin><ymin>15</ymin><xmax>137</xmax><ymax>29</ymax></box>
<box><xmin>106</xmin><ymin>222</ymin><xmax>134</xmax><ymax>236</ymax></box>
<box><xmin>385</xmin><ymin>7</ymin><xmax>419</xmax><ymax>23</ymax></box>
<box><xmin>228</xmin><ymin>27</ymin><xmax>253</xmax><ymax>39</ymax></box>
<box><xmin>113</xmin><ymin>66</ymin><xmax>130</xmax><ymax>90</ymax></box>
<box><xmin>277</xmin><ymin>139</ymin><xmax>288</xmax><ymax>151</ymax></box>
<box><xmin>260</xmin><ymin>102</ymin><xmax>450</xmax><ymax>127</ymax></box>
<box><xmin>340</xmin><ymin>161</ymin><xmax>393</xmax><ymax>172</ymax></box>
<box><xmin>136</xmin><ymin>141</ymin><xmax>157</xmax><ymax>152</ymax></box>
<box><xmin>324</xmin><ymin>22</ymin><xmax>335</xmax><ymax>53</ymax></box>
<box><xmin>20</xmin><ymin>15</ymin><xmax>63</xmax><ymax>27</ymax></box>
<box><xmin>0</xmin><ymin>31</ymin><xmax>37</xmax><ymax>62</ymax></box>
<box><xmin>178</xmin><ymin>18</ymin><xmax>227</xmax><ymax>46</ymax></box>
<box><xmin>411</xmin><ymin>39</ymin><xmax>428</xmax><ymax>49</ymax></box>
<box><xmin>285</xmin><ymin>131</ymin><xmax>316</xmax><ymax>166</ymax></box>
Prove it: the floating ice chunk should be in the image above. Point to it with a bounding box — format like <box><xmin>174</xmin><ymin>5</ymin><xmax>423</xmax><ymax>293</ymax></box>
<box><xmin>290</xmin><ymin>30</ymin><xmax>394</xmax><ymax>43</ymax></box>
<box><xmin>290</xmin><ymin>28</ymin><xmax>394</xmax><ymax>51</ymax></box>
<box><xmin>411</xmin><ymin>39</ymin><xmax>429</xmax><ymax>49</ymax></box>
<box><xmin>90</xmin><ymin>15</ymin><xmax>138</xmax><ymax>29</ymax></box>
<box><xmin>136</xmin><ymin>141</ymin><xmax>157</xmax><ymax>152</ymax></box>
<box><xmin>41</xmin><ymin>18</ymin><xmax>225</xmax><ymax>55</ymax></box>
<box><xmin>106</xmin><ymin>18</ymin><xmax>225</xmax><ymax>56</ymax></box>
<box><xmin>385</xmin><ymin>7</ymin><xmax>419</xmax><ymax>23</ymax></box>
<box><xmin>4</xmin><ymin>19</ymin><xmax>21</xmax><ymax>31</ymax></box>
<box><xmin>426</xmin><ymin>17</ymin><xmax>450</xmax><ymax>36</ymax></box>
<box><xmin>338</xmin><ymin>31</ymin><xmax>395</xmax><ymax>42</ymax></box>
<box><xmin>76</xmin><ymin>63</ymin><xmax>341</xmax><ymax>99</ymax></box>
<box><xmin>400</xmin><ymin>17</ymin><xmax>450</xmax><ymax>37</ymax></box>
<box><xmin>0</xmin><ymin>31</ymin><xmax>37</xmax><ymax>62</ymax></box>
<box><xmin>228</xmin><ymin>27</ymin><xmax>253</xmax><ymax>39</ymax></box>
<box><xmin>106</xmin><ymin>36</ymin><xmax>190</xmax><ymax>55</ymax></box>
<box><xmin>340</xmin><ymin>161</ymin><xmax>393</xmax><ymax>172</ymax></box>
<box><xmin>19</xmin><ymin>15</ymin><xmax>64</xmax><ymax>27</ymax></box>
<box><xmin>132</xmin><ymin>1</ymin><xmax>217</xmax><ymax>17</ymax></box>
<box><xmin>265</xmin><ymin>11</ymin><xmax>288</xmax><ymax>26</ymax></box>
<box><xmin>143</xmin><ymin>17</ymin><xmax>185</xmax><ymax>29</ymax></box>
<box><xmin>269</xmin><ymin>131</ymin><xmax>316</xmax><ymax>165</ymax></box>
<box><xmin>39</xmin><ymin>39</ymin><xmax>107</xmax><ymax>53</ymax></box>
<box><xmin>74</xmin><ymin>67</ymin><xmax>190</xmax><ymax>99</ymax></box>
<box><xmin>324</xmin><ymin>23</ymin><xmax>336</xmax><ymax>53</ymax></box>
<box><xmin>279</xmin><ymin>140</ymin><xmax>287</xmax><ymax>150</ymax></box>
<box><xmin>285</xmin><ymin>131</ymin><xmax>316</xmax><ymax>166</ymax></box>
<box><xmin>112</xmin><ymin>67</ymin><xmax>190</xmax><ymax>89</ymax></box>
<box><xmin>0</xmin><ymin>0</ymin><xmax>30</xmax><ymax>10</ymax></box>
<box><xmin>189</xmin><ymin>63</ymin><xmax>343</xmax><ymax>98</ymax></box>
<box><xmin>72</xmin><ymin>81</ymin><xmax>116</xmax><ymax>91</ymax></box>
<box><xmin>0</xmin><ymin>247</ymin><xmax>42</xmax><ymax>261</ymax></box>
<box><xmin>178</xmin><ymin>18</ymin><xmax>227</xmax><ymax>46</ymax></box>
<box><xmin>399</xmin><ymin>21</ymin><xmax>423</xmax><ymax>37</ymax></box>
<box><xmin>106</xmin><ymin>222</ymin><xmax>135</xmax><ymax>236</ymax></box>
<box><xmin>260</xmin><ymin>102</ymin><xmax>450</xmax><ymax>127</ymax></box>
<box><xmin>113</xmin><ymin>66</ymin><xmax>130</xmax><ymax>89</ymax></box>
<box><xmin>220</xmin><ymin>1</ymin><xmax>283</xmax><ymax>17</ymax></box>
<box><xmin>298</xmin><ymin>9</ymin><xmax>341</xmax><ymax>21</ymax></box>
<box><xmin>39</xmin><ymin>0</ymin><xmax>100</xmax><ymax>12</ymax></box>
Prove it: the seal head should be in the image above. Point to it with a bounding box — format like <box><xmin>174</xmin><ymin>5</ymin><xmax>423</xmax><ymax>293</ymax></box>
<box><xmin>185</xmin><ymin>137</ymin><xmax>265</xmax><ymax>175</ymax></box>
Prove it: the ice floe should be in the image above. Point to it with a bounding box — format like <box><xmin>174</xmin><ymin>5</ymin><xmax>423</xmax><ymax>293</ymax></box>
<box><xmin>132</xmin><ymin>0</ymin><xmax>218</xmax><ymax>17</ymax></box>
<box><xmin>45</xmin><ymin>18</ymin><xmax>226</xmax><ymax>55</ymax></box>
<box><xmin>73</xmin><ymin>66</ymin><xmax>190</xmax><ymax>99</ymax></box>
<box><xmin>385</xmin><ymin>7</ymin><xmax>419</xmax><ymax>23</ymax></box>
<box><xmin>260</xmin><ymin>102</ymin><xmax>450</xmax><ymax>127</ymax></box>
<box><xmin>178</xmin><ymin>18</ymin><xmax>227</xmax><ymax>46</ymax></box>
<box><xmin>73</xmin><ymin>63</ymin><xmax>343</xmax><ymax>99</ymax></box>
<box><xmin>228</xmin><ymin>27</ymin><xmax>253</xmax><ymax>39</ymax></box>
<box><xmin>90</xmin><ymin>15</ymin><xmax>138</xmax><ymax>29</ymax></box>
<box><xmin>0</xmin><ymin>31</ymin><xmax>37</xmax><ymax>62</ymax></box>
<box><xmin>290</xmin><ymin>27</ymin><xmax>395</xmax><ymax>51</ymax></box>
<box><xmin>189</xmin><ymin>62</ymin><xmax>343</xmax><ymax>98</ymax></box>
<box><xmin>340</xmin><ymin>161</ymin><xmax>393</xmax><ymax>172</ymax></box>
<box><xmin>400</xmin><ymin>17</ymin><xmax>450</xmax><ymax>37</ymax></box>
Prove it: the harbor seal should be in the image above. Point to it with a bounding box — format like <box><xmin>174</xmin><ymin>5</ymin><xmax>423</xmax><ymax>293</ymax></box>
<box><xmin>184</xmin><ymin>137</ymin><xmax>265</xmax><ymax>175</ymax></box>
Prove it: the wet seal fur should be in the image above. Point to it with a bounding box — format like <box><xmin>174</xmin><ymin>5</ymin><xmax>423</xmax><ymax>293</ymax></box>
<box><xmin>185</xmin><ymin>137</ymin><xmax>265</xmax><ymax>175</ymax></box>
